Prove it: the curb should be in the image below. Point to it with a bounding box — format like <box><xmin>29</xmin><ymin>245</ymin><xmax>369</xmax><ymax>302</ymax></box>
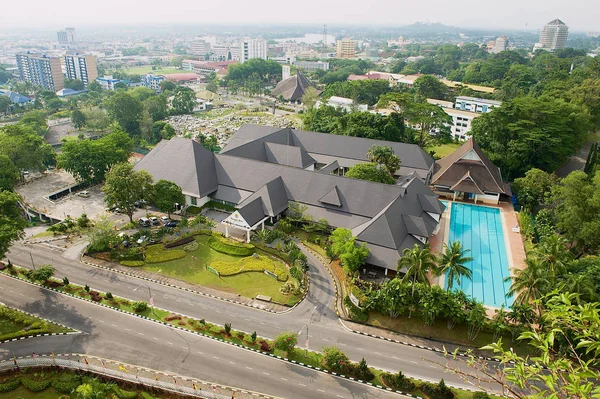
<box><xmin>0</xmin><ymin>271</ymin><xmax>445</xmax><ymax>397</ymax></box>
<box><xmin>22</xmin><ymin>235</ymin><xmax>69</xmax><ymax>245</ymax></box>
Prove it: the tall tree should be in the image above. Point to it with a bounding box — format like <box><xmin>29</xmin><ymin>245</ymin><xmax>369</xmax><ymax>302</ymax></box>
<box><xmin>505</xmin><ymin>257</ymin><xmax>550</xmax><ymax>313</ymax></box>
<box><xmin>301</xmin><ymin>87</ymin><xmax>320</xmax><ymax>109</ymax></box>
<box><xmin>436</xmin><ymin>241</ymin><xmax>473</xmax><ymax>291</ymax></box>
<box><xmin>345</xmin><ymin>163</ymin><xmax>396</xmax><ymax>184</ymax></box>
<box><xmin>0</xmin><ymin>155</ymin><xmax>20</xmax><ymax>191</ymax></box>
<box><xmin>71</xmin><ymin>108</ymin><xmax>86</xmax><ymax>130</ymax></box>
<box><xmin>0</xmin><ymin>124</ymin><xmax>55</xmax><ymax>171</ymax></box>
<box><xmin>103</xmin><ymin>91</ymin><xmax>143</xmax><ymax>134</ymax></box>
<box><xmin>152</xmin><ymin>180</ymin><xmax>185</xmax><ymax>217</ymax></box>
<box><xmin>0</xmin><ymin>191</ymin><xmax>27</xmax><ymax>259</ymax></box>
<box><xmin>171</xmin><ymin>86</ymin><xmax>196</xmax><ymax>115</ymax></box>
<box><xmin>366</xmin><ymin>145</ymin><xmax>401</xmax><ymax>176</ymax></box>
<box><xmin>511</xmin><ymin>168</ymin><xmax>556</xmax><ymax>210</ymax></box>
<box><xmin>413</xmin><ymin>75</ymin><xmax>448</xmax><ymax>100</ymax></box>
<box><xmin>102</xmin><ymin>163</ymin><xmax>153</xmax><ymax>223</ymax></box>
<box><xmin>398</xmin><ymin>244</ymin><xmax>437</xmax><ymax>298</ymax></box>
<box><xmin>535</xmin><ymin>233</ymin><xmax>572</xmax><ymax>278</ymax></box>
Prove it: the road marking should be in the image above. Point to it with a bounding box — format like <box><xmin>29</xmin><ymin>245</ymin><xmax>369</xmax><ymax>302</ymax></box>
<box><xmin>197</xmin><ymin>351</ymin><xmax>204</xmax><ymax>355</ymax></box>
<box><xmin>338</xmin><ymin>342</ymin><xmax>347</xmax><ymax>346</ymax></box>
<box><xmin>321</xmin><ymin>338</ymin><xmax>329</xmax><ymax>341</ymax></box>
<box><xmin>262</xmin><ymin>372</ymin><xmax>270</xmax><ymax>376</ymax></box>
<box><xmin>215</xmin><ymin>310</ymin><xmax>222</xmax><ymax>313</ymax></box>
<box><xmin>245</xmin><ymin>366</ymin><xmax>252</xmax><ymax>370</ymax></box>
<box><xmin>181</xmin><ymin>346</ymin><xmax>187</xmax><ymax>350</ymax></box>
<box><xmin>317</xmin><ymin>389</ymin><xmax>325</xmax><ymax>393</ymax></box>
<box><xmin>98</xmin><ymin>320</ymin><xmax>105</xmax><ymax>323</ymax></box>
<box><xmin>298</xmin><ymin>383</ymin><xmax>306</xmax><ymax>387</ymax></box>
<box><xmin>125</xmin><ymin>328</ymin><xmax>131</xmax><ymax>331</ymax></box>
<box><xmin>410</xmin><ymin>360</ymin><xmax>418</xmax><ymax>364</ymax></box>
<box><xmin>280</xmin><ymin>378</ymin><xmax>288</xmax><ymax>381</ymax></box>
<box><xmin>374</xmin><ymin>352</ymin><xmax>382</xmax><ymax>355</ymax></box>
<box><xmin>18</xmin><ymin>293</ymin><xmax>24</xmax><ymax>297</ymax></box>
<box><xmin>212</xmin><ymin>356</ymin><xmax>219</xmax><ymax>360</ymax></box>
<box><xmin>167</xmin><ymin>342</ymin><xmax>173</xmax><ymax>345</ymax></box>
<box><xmin>229</xmin><ymin>361</ymin><xmax>236</xmax><ymax>365</ymax></box>
<box><xmin>153</xmin><ymin>337</ymin><xmax>159</xmax><ymax>341</ymax></box>
<box><xmin>138</xmin><ymin>332</ymin><xmax>145</xmax><ymax>336</ymax></box>
<box><xmin>336</xmin><ymin>395</ymin><xmax>344</xmax><ymax>398</ymax></box>
<box><xmin>392</xmin><ymin>356</ymin><xmax>400</xmax><ymax>360</ymax></box>
<box><xmin>111</xmin><ymin>324</ymin><xmax>117</xmax><ymax>327</ymax></box>
<box><xmin>228</xmin><ymin>314</ymin><xmax>236</xmax><ymax>317</ymax></box>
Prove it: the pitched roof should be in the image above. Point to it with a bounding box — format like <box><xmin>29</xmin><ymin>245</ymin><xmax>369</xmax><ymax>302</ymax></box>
<box><xmin>264</xmin><ymin>142</ymin><xmax>316</xmax><ymax>168</ymax></box>
<box><xmin>133</xmin><ymin>138</ymin><xmax>218</xmax><ymax>197</ymax></box>
<box><xmin>0</xmin><ymin>90</ymin><xmax>32</xmax><ymax>104</ymax></box>
<box><xmin>431</xmin><ymin>138</ymin><xmax>505</xmax><ymax>194</ymax></box>
<box><xmin>237</xmin><ymin>197</ymin><xmax>267</xmax><ymax>227</ymax></box>
<box><xmin>319</xmin><ymin>185</ymin><xmax>342</xmax><ymax>207</ymax></box>
<box><xmin>450</xmin><ymin>172</ymin><xmax>484</xmax><ymax>194</ymax></box>
<box><xmin>547</xmin><ymin>18</ymin><xmax>566</xmax><ymax>25</ymax></box>
<box><xmin>238</xmin><ymin>177</ymin><xmax>289</xmax><ymax>217</ymax></box>
<box><xmin>271</xmin><ymin>70</ymin><xmax>314</xmax><ymax>101</ymax></box>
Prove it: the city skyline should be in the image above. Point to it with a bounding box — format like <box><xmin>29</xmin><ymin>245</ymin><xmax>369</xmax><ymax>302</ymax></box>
<box><xmin>1</xmin><ymin>0</ymin><xmax>598</xmax><ymax>32</ymax></box>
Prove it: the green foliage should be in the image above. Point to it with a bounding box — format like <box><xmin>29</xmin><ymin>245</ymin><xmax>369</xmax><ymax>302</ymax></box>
<box><xmin>472</xmin><ymin>392</ymin><xmax>490</xmax><ymax>399</ymax></box>
<box><xmin>0</xmin><ymin>191</ymin><xmax>27</xmax><ymax>259</ymax></box>
<box><xmin>225</xmin><ymin>59</ymin><xmax>282</xmax><ymax>94</ymax></box>
<box><xmin>77</xmin><ymin>213</ymin><xmax>90</xmax><ymax>228</ymax></box>
<box><xmin>63</xmin><ymin>276</ymin><xmax>70</xmax><ymax>285</ymax></box>
<box><xmin>144</xmin><ymin>244</ymin><xmax>186</xmax><ymax>263</ymax></box>
<box><xmin>113</xmin><ymin>386</ymin><xmax>138</xmax><ymax>399</ymax></box>
<box><xmin>29</xmin><ymin>265</ymin><xmax>55</xmax><ymax>282</ymax></box>
<box><xmin>251</xmin><ymin>331</ymin><xmax>257</xmax><ymax>343</ymax></box>
<box><xmin>420</xmin><ymin>379</ymin><xmax>453</xmax><ymax>399</ymax></box>
<box><xmin>303</xmin><ymin>106</ymin><xmax>408</xmax><ymax>142</ymax></box>
<box><xmin>436</xmin><ymin>241</ymin><xmax>473</xmax><ymax>291</ymax></box>
<box><xmin>346</xmin><ymin>163</ymin><xmax>396</xmax><ymax>184</ymax></box>
<box><xmin>152</xmin><ymin>179</ymin><xmax>185</xmax><ymax>217</ymax></box>
<box><xmin>224</xmin><ymin>322</ymin><xmax>232</xmax><ymax>335</ymax></box>
<box><xmin>321</xmin><ymin>346</ymin><xmax>350</xmax><ymax>373</ymax></box>
<box><xmin>57</xmin><ymin>129</ymin><xmax>134</xmax><ymax>184</ymax></box>
<box><xmin>208</xmin><ymin>235</ymin><xmax>255</xmax><ymax>256</ymax></box>
<box><xmin>0</xmin><ymin>123</ymin><xmax>55</xmax><ymax>171</ymax></box>
<box><xmin>21</xmin><ymin>378</ymin><xmax>51</xmax><ymax>392</ymax></box>
<box><xmin>382</xmin><ymin>371</ymin><xmax>416</xmax><ymax>391</ymax></box>
<box><xmin>273</xmin><ymin>331</ymin><xmax>297</xmax><ymax>355</ymax></box>
<box><xmin>86</xmin><ymin>214</ymin><xmax>116</xmax><ymax>253</ymax></box>
<box><xmin>103</xmin><ymin>90</ymin><xmax>143</xmax><ymax>134</ymax></box>
<box><xmin>0</xmin><ymin>379</ymin><xmax>21</xmax><ymax>393</ymax></box>
<box><xmin>322</xmin><ymin>79</ymin><xmax>391</xmax><ymax>106</ymax></box>
<box><xmin>398</xmin><ymin>244</ymin><xmax>437</xmax><ymax>295</ymax></box>
<box><xmin>329</xmin><ymin>228</ymin><xmax>370</xmax><ymax>274</ymax></box>
<box><xmin>366</xmin><ymin>144</ymin><xmax>401</xmax><ymax>176</ymax></box>
<box><xmin>51</xmin><ymin>375</ymin><xmax>82</xmax><ymax>394</ymax></box>
<box><xmin>344</xmin><ymin>296</ymin><xmax>369</xmax><ymax>323</ymax></box>
<box><xmin>413</xmin><ymin>74</ymin><xmax>449</xmax><ymax>100</ymax></box>
<box><xmin>512</xmin><ymin>168</ymin><xmax>557</xmax><ymax>210</ymax></box>
<box><xmin>211</xmin><ymin>254</ymin><xmax>288</xmax><ymax>282</ymax></box>
<box><xmin>71</xmin><ymin>108</ymin><xmax>86</xmax><ymax>129</ymax></box>
<box><xmin>131</xmin><ymin>301</ymin><xmax>148</xmax><ymax>312</ymax></box>
<box><xmin>171</xmin><ymin>86</ymin><xmax>196</xmax><ymax>115</ymax></box>
<box><xmin>105</xmin><ymin>292</ymin><xmax>113</xmax><ymax>300</ymax></box>
<box><xmin>120</xmin><ymin>260</ymin><xmax>145</xmax><ymax>266</ymax></box>
<box><xmin>0</xmin><ymin>154</ymin><xmax>20</xmax><ymax>191</ymax></box>
<box><xmin>102</xmin><ymin>162</ymin><xmax>153</xmax><ymax>223</ymax></box>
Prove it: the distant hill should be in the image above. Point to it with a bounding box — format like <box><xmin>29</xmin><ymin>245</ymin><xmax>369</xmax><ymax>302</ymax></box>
<box><xmin>399</xmin><ymin>22</ymin><xmax>461</xmax><ymax>34</ymax></box>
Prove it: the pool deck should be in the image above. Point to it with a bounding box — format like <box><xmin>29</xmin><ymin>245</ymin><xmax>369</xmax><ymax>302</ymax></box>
<box><xmin>428</xmin><ymin>200</ymin><xmax>527</xmax><ymax>316</ymax></box>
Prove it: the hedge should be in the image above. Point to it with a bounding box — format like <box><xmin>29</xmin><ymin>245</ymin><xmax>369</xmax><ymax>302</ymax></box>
<box><xmin>0</xmin><ymin>379</ymin><xmax>20</xmax><ymax>393</ymax></box>
<box><xmin>120</xmin><ymin>260</ymin><xmax>145</xmax><ymax>267</ymax></box>
<box><xmin>0</xmin><ymin>328</ymin><xmax>46</xmax><ymax>341</ymax></box>
<box><xmin>21</xmin><ymin>378</ymin><xmax>52</xmax><ymax>392</ymax></box>
<box><xmin>165</xmin><ymin>235</ymin><xmax>195</xmax><ymax>249</ymax></box>
<box><xmin>144</xmin><ymin>244</ymin><xmax>186</xmax><ymax>263</ymax></box>
<box><xmin>52</xmin><ymin>377</ymin><xmax>81</xmax><ymax>394</ymax></box>
<box><xmin>211</xmin><ymin>255</ymin><xmax>288</xmax><ymax>282</ymax></box>
<box><xmin>209</xmin><ymin>235</ymin><xmax>255</xmax><ymax>256</ymax></box>
<box><xmin>114</xmin><ymin>386</ymin><xmax>139</xmax><ymax>399</ymax></box>
<box><xmin>344</xmin><ymin>296</ymin><xmax>369</xmax><ymax>324</ymax></box>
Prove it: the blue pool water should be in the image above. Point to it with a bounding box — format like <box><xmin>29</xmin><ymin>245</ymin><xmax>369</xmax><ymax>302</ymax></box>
<box><xmin>446</xmin><ymin>202</ymin><xmax>513</xmax><ymax>308</ymax></box>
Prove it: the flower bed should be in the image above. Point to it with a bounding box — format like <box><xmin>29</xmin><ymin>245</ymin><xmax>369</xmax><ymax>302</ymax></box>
<box><xmin>211</xmin><ymin>255</ymin><xmax>288</xmax><ymax>282</ymax></box>
<box><xmin>144</xmin><ymin>245</ymin><xmax>186</xmax><ymax>263</ymax></box>
<box><xmin>208</xmin><ymin>235</ymin><xmax>255</xmax><ymax>256</ymax></box>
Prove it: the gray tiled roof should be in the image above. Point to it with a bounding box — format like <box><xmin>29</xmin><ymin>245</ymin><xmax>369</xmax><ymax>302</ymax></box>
<box><xmin>133</xmin><ymin>138</ymin><xmax>218</xmax><ymax>197</ymax></box>
<box><xmin>271</xmin><ymin>70</ymin><xmax>314</xmax><ymax>101</ymax></box>
<box><xmin>319</xmin><ymin>186</ymin><xmax>342</xmax><ymax>207</ymax></box>
<box><xmin>238</xmin><ymin>177</ymin><xmax>289</xmax><ymax>217</ymax></box>
<box><xmin>237</xmin><ymin>197</ymin><xmax>267</xmax><ymax>227</ymax></box>
<box><xmin>264</xmin><ymin>142</ymin><xmax>316</xmax><ymax>169</ymax></box>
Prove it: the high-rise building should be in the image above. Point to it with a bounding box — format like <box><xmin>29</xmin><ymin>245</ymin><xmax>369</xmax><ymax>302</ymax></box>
<box><xmin>64</xmin><ymin>54</ymin><xmax>98</xmax><ymax>88</ymax></box>
<box><xmin>336</xmin><ymin>38</ymin><xmax>356</xmax><ymax>59</ymax></box>
<box><xmin>57</xmin><ymin>27</ymin><xmax>76</xmax><ymax>46</ymax></box>
<box><xmin>239</xmin><ymin>39</ymin><xmax>267</xmax><ymax>63</ymax></box>
<box><xmin>490</xmin><ymin>36</ymin><xmax>509</xmax><ymax>54</ymax></box>
<box><xmin>538</xmin><ymin>19</ymin><xmax>569</xmax><ymax>51</ymax></box>
<box><xmin>190</xmin><ymin>40</ymin><xmax>211</xmax><ymax>57</ymax></box>
<box><xmin>16</xmin><ymin>53</ymin><xmax>64</xmax><ymax>91</ymax></box>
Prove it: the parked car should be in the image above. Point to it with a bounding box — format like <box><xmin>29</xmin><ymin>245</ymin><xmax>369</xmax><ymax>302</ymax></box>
<box><xmin>160</xmin><ymin>216</ymin><xmax>169</xmax><ymax>224</ymax></box>
<box><xmin>136</xmin><ymin>236</ymin><xmax>147</xmax><ymax>245</ymax></box>
<box><xmin>138</xmin><ymin>217</ymin><xmax>150</xmax><ymax>227</ymax></box>
<box><xmin>134</xmin><ymin>200</ymin><xmax>147</xmax><ymax>208</ymax></box>
<box><xmin>164</xmin><ymin>220</ymin><xmax>179</xmax><ymax>228</ymax></box>
<box><xmin>150</xmin><ymin>216</ymin><xmax>159</xmax><ymax>226</ymax></box>
<box><xmin>77</xmin><ymin>191</ymin><xmax>90</xmax><ymax>198</ymax></box>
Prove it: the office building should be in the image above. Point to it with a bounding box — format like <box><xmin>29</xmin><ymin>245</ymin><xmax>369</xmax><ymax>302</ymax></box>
<box><xmin>16</xmin><ymin>53</ymin><xmax>64</xmax><ymax>91</ymax></box>
<box><xmin>181</xmin><ymin>60</ymin><xmax>236</xmax><ymax>75</ymax></box>
<box><xmin>140</xmin><ymin>74</ymin><xmax>165</xmax><ymax>93</ymax></box>
<box><xmin>336</xmin><ymin>38</ymin><xmax>356</xmax><ymax>58</ymax></box>
<box><xmin>490</xmin><ymin>36</ymin><xmax>509</xmax><ymax>54</ymax></box>
<box><xmin>294</xmin><ymin>60</ymin><xmax>330</xmax><ymax>72</ymax></box>
<box><xmin>190</xmin><ymin>40</ymin><xmax>211</xmax><ymax>57</ymax></box>
<box><xmin>240</xmin><ymin>39</ymin><xmax>267</xmax><ymax>63</ymax></box>
<box><xmin>318</xmin><ymin>96</ymin><xmax>368</xmax><ymax>112</ymax></box>
<box><xmin>538</xmin><ymin>19</ymin><xmax>569</xmax><ymax>51</ymax></box>
<box><xmin>211</xmin><ymin>45</ymin><xmax>240</xmax><ymax>62</ymax></box>
<box><xmin>96</xmin><ymin>76</ymin><xmax>125</xmax><ymax>90</ymax></box>
<box><xmin>64</xmin><ymin>54</ymin><xmax>98</xmax><ymax>88</ymax></box>
<box><xmin>454</xmin><ymin>96</ymin><xmax>501</xmax><ymax>113</ymax></box>
<box><xmin>57</xmin><ymin>28</ymin><xmax>76</xmax><ymax>46</ymax></box>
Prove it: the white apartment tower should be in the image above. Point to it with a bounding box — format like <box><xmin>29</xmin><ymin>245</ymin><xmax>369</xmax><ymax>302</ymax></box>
<box><xmin>57</xmin><ymin>28</ymin><xmax>76</xmax><ymax>46</ymax></box>
<box><xmin>539</xmin><ymin>19</ymin><xmax>569</xmax><ymax>51</ymax></box>
<box><xmin>240</xmin><ymin>39</ymin><xmax>267</xmax><ymax>63</ymax></box>
<box><xmin>64</xmin><ymin>54</ymin><xmax>98</xmax><ymax>88</ymax></box>
<box><xmin>16</xmin><ymin>53</ymin><xmax>64</xmax><ymax>91</ymax></box>
<box><xmin>336</xmin><ymin>38</ymin><xmax>356</xmax><ymax>58</ymax></box>
<box><xmin>191</xmin><ymin>40</ymin><xmax>211</xmax><ymax>57</ymax></box>
<box><xmin>490</xmin><ymin>36</ymin><xmax>509</xmax><ymax>54</ymax></box>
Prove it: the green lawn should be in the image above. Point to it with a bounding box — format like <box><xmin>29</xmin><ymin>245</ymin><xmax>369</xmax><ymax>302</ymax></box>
<box><xmin>427</xmin><ymin>142</ymin><xmax>462</xmax><ymax>158</ymax></box>
<box><xmin>111</xmin><ymin>66</ymin><xmax>187</xmax><ymax>76</ymax></box>
<box><xmin>0</xmin><ymin>305</ymin><xmax>72</xmax><ymax>341</ymax></box>
<box><xmin>140</xmin><ymin>235</ymin><xmax>301</xmax><ymax>306</ymax></box>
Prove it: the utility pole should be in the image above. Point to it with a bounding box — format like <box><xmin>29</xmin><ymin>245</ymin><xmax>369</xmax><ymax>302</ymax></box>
<box><xmin>29</xmin><ymin>251</ymin><xmax>36</xmax><ymax>270</ymax></box>
<box><xmin>298</xmin><ymin>306</ymin><xmax>317</xmax><ymax>357</ymax></box>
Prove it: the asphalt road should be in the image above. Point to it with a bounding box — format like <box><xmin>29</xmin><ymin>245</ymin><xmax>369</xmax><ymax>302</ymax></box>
<box><xmin>0</xmin><ymin>275</ymin><xmax>402</xmax><ymax>399</ymax></box>
<box><xmin>4</xmin><ymin>239</ymin><xmax>501</xmax><ymax>394</ymax></box>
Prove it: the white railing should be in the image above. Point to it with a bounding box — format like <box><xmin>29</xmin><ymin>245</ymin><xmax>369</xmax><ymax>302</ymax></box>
<box><xmin>0</xmin><ymin>357</ymin><xmax>229</xmax><ymax>399</ymax></box>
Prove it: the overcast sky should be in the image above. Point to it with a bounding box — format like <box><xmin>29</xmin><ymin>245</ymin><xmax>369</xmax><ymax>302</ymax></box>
<box><xmin>1</xmin><ymin>0</ymin><xmax>597</xmax><ymax>32</ymax></box>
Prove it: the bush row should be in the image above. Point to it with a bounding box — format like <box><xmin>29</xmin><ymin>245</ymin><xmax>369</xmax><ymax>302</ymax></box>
<box><xmin>211</xmin><ymin>255</ymin><xmax>288</xmax><ymax>282</ymax></box>
<box><xmin>144</xmin><ymin>244</ymin><xmax>186</xmax><ymax>263</ymax></box>
<box><xmin>209</xmin><ymin>235</ymin><xmax>256</xmax><ymax>256</ymax></box>
<box><xmin>120</xmin><ymin>260</ymin><xmax>145</xmax><ymax>267</ymax></box>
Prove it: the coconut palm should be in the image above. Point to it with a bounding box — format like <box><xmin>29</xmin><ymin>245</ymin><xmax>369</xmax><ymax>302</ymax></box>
<box><xmin>505</xmin><ymin>257</ymin><xmax>551</xmax><ymax>315</ymax></box>
<box><xmin>437</xmin><ymin>241</ymin><xmax>473</xmax><ymax>291</ymax></box>
<box><xmin>535</xmin><ymin>233</ymin><xmax>572</xmax><ymax>277</ymax></box>
<box><xmin>398</xmin><ymin>244</ymin><xmax>437</xmax><ymax>297</ymax></box>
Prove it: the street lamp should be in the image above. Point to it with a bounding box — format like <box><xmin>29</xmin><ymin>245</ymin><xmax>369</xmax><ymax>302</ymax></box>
<box><xmin>298</xmin><ymin>306</ymin><xmax>317</xmax><ymax>357</ymax></box>
<box><xmin>132</xmin><ymin>270</ymin><xmax>161</xmax><ymax>317</ymax></box>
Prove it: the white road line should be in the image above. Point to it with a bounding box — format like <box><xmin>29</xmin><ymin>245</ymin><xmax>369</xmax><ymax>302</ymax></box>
<box><xmin>336</xmin><ymin>395</ymin><xmax>344</xmax><ymax>398</ymax></box>
<box><xmin>229</xmin><ymin>361</ymin><xmax>236</xmax><ymax>365</ymax></box>
<box><xmin>197</xmin><ymin>351</ymin><xmax>204</xmax><ymax>355</ymax></box>
<box><xmin>410</xmin><ymin>360</ymin><xmax>418</xmax><ymax>364</ymax></box>
<box><xmin>98</xmin><ymin>320</ymin><xmax>105</xmax><ymax>323</ymax></box>
<box><xmin>138</xmin><ymin>332</ymin><xmax>145</xmax><ymax>336</ymax></box>
<box><xmin>280</xmin><ymin>378</ymin><xmax>288</xmax><ymax>381</ymax></box>
<box><xmin>317</xmin><ymin>389</ymin><xmax>325</xmax><ymax>393</ymax></box>
<box><xmin>181</xmin><ymin>347</ymin><xmax>187</xmax><ymax>350</ymax></box>
<box><xmin>392</xmin><ymin>356</ymin><xmax>400</xmax><ymax>360</ymax></box>
<box><xmin>167</xmin><ymin>342</ymin><xmax>173</xmax><ymax>345</ymax></box>
<box><xmin>215</xmin><ymin>310</ymin><xmax>222</xmax><ymax>313</ymax></box>
<box><xmin>338</xmin><ymin>342</ymin><xmax>347</xmax><ymax>346</ymax></box>
<box><xmin>245</xmin><ymin>366</ymin><xmax>253</xmax><ymax>370</ymax></box>
<box><xmin>374</xmin><ymin>352</ymin><xmax>382</xmax><ymax>355</ymax></box>
<box><xmin>111</xmin><ymin>324</ymin><xmax>117</xmax><ymax>327</ymax></box>
<box><xmin>212</xmin><ymin>356</ymin><xmax>219</xmax><ymax>360</ymax></box>
<box><xmin>298</xmin><ymin>383</ymin><xmax>306</xmax><ymax>387</ymax></box>
<box><xmin>125</xmin><ymin>328</ymin><xmax>131</xmax><ymax>331</ymax></box>
<box><xmin>262</xmin><ymin>372</ymin><xmax>270</xmax><ymax>376</ymax></box>
<box><xmin>321</xmin><ymin>338</ymin><xmax>329</xmax><ymax>341</ymax></box>
<box><xmin>153</xmin><ymin>337</ymin><xmax>159</xmax><ymax>341</ymax></box>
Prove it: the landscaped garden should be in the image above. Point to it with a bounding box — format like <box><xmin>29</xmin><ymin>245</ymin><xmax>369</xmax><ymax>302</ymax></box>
<box><xmin>0</xmin><ymin>304</ymin><xmax>72</xmax><ymax>341</ymax></box>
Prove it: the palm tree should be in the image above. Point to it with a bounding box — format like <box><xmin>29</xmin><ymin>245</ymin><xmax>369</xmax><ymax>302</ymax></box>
<box><xmin>535</xmin><ymin>233</ymin><xmax>572</xmax><ymax>277</ymax></box>
<box><xmin>505</xmin><ymin>257</ymin><xmax>550</xmax><ymax>316</ymax></box>
<box><xmin>437</xmin><ymin>241</ymin><xmax>473</xmax><ymax>291</ymax></box>
<box><xmin>398</xmin><ymin>244</ymin><xmax>437</xmax><ymax>298</ymax></box>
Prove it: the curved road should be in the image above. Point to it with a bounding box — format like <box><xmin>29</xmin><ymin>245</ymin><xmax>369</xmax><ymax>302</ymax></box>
<box><xmin>3</xmin><ymin>239</ymin><xmax>499</xmax><ymax>395</ymax></box>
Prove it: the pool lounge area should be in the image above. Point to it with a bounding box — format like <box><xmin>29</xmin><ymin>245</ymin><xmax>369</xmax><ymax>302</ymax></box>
<box><xmin>444</xmin><ymin>201</ymin><xmax>514</xmax><ymax>308</ymax></box>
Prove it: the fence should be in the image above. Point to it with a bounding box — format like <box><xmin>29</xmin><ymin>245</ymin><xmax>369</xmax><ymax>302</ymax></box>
<box><xmin>0</xmin><ymin>356</ymin><xmax>229</xmax><ymax>399</ymax></box>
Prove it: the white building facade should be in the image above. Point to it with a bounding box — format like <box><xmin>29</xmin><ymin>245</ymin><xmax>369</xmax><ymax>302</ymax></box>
<box><xmin>240</xmin><ymin>39</ymin><xmax>267</xmax><ymax>63</ymax></box>
<box><xmin>454</xmin><ymin>96</ymin><xmax>501</xmax><ymax>113</ymax></box>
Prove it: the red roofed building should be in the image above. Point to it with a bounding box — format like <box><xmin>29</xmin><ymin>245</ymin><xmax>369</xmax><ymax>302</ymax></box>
<box><xmin>162</xmin><ymin>73</ymin><xmax>199</xmax><ymax>83</ymax></box>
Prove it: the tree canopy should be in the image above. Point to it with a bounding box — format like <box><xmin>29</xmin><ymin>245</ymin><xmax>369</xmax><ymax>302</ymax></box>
<box><xmin>152</xmin><ymin>179</ymin><xmax>185</xmax><ymax>217</ymax></box>
<box><xmin>103</xmin><ymin>91</ymin><xmax>143</xmax><ymax>135</ymax></box>
<box><xmin>0</xmin><ymin>191</ymin><xmax>27</xmax><ymax>259</ymax></box>
<box><xmin>345</xmin><ymin>163</ymin><xmax>396</xmax><ymax>184</ymax></box>
<box><xmin>102</xmin><ymin>162</ymin><xmax>153</xmax><ymax>223</ymax></box>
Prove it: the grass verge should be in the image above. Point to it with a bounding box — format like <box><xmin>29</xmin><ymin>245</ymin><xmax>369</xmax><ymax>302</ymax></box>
<box><xmin>0</xmin><ymin>304</ymin><xmax>72</xmax><ymax>341</ymax></box>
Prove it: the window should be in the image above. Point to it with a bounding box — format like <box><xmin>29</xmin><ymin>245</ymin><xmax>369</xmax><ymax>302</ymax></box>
<box><xmin>191</xmin><ymin>197</ymin><xmax>197</xmax><ymax>206</ymax></box>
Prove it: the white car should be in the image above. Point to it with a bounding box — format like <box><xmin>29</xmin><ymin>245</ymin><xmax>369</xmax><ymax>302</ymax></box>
<box><xmin>136</xmin><ymin>236</ymin><xmax>147</xmax><ymax>245</ymax></box>
<box><xmin>77</xmin><ymin>191</ymin><xmax>90</xmax><ymax>198</ymax></box>
<box><xmin>160</xmin><ymin>216</ymin><xmax>170</xmax><ymax>224</ymax></box>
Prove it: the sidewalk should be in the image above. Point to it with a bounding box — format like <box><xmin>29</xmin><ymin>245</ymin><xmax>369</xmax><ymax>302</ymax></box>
<box><xmin>82</xmin><ymin>255</ymin><xmax>289</xmax><ymax>313</ymax></box>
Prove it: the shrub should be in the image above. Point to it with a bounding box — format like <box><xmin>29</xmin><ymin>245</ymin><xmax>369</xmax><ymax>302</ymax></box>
<box><xmin>236</xmin><ymin>331</ymin><xmax>245</xmax><ymax>339</ymax></box>
<box><xmin>182</xmin><ymin>241</ymin><xmax>199</xmax><ymax>252</ymax></box>
<box><xmin>105</xmin><ymin>292</ymin><xmax>113</xmax><ymax>300</ymax></box>
<box><xmin>144</xmin><ymin>244</ymin><xmax>186</xmax><ymax>263</ymax></box>
<box><xmin>209</xmin><ymin>325</ymin><xmax>223</xmax><ymax>335</ymax></box>
<box><xmin>132</xmin><ymin>301</ymin><xmax>148</xmax><ymax>312</ymax></box>
<box><xmin>62</xmin><ymin>276</ymin><xmax>70</xmax><ymax>286</ymax></box>
<box><xmin>0</xmin><ymin>379</ymin><xmax>21</xmax><ymax>393</ymax></box>
<box><xmin>355</xmin><ymin>357</ymin><xmax>374</xmax><ymax>381</ymax></box>
<box><xmin>273</xmin><ymin>332</ymin><xmax>297</xmax><ymax>356</ymax></box>
<box><xmin>382</xmin><ymin>371</ymin><xmax>416</xmax><ymax>391</ymax></box>
<box><xmin>224</xmin><ymin>322</ymin><xmax>232</xmax><ymax>335</ymax></box>
<box><xmin>165</xmin><ymin>235</ymin><xmax>195</xmax><ymax>249</ymax></box>
<box><xmin>21</xmin><ymin>378</ymin><xmax>51</xmax><ymax>392</ymax></box>
<box><xmin>84</xmin><ymin>284</ymin><xmax>90</xmax><ymax>292</ymax></box>
<box><xmin>472</xmin><ymin>393</ymin><xmax>491</xmax><ymax>399</ymax></box>
<box><xmin>77</xmin><ymin>213</ymin><xmax>90</xmax><ymax>228</ymax></box>
<box><xmin>259</xmin><ymin>340</ymin><xmax>272</xmax><ymax>352</ymax></box>
<box><xmin>421</xmin><ymin>379</ymin><xmax>454</xmax><ymax>399</ymax></box>
<box><xmin>51</xmin><ymin>377</ymin><xmax>81</xmax><ymax>394</ymax></box>
<box><xmin>321</xmin><ymin>346</ymin><xmax>350</xmax><ymax>373</ymax></box>
<box><xmin>251</xmin><ymin>331</ymin><xmax>257</xmax><ymax>343</ymax></box>
<box><xmin>120</xmin><ymin>260</ymin><xmax>145</xmax><ymax>267</ymax></box>
<box><xmin>344</xmin><ymin>296</ymin><xmax>369</xmax><ymax>324</ymax></box>
<box><xmin>211</xmin><ymin>255</ymin><xmax>288</xmax><ymax>281</ymax></box>
<box><xmin>113</xmin><ymin>386</ymin><xmax>138</xmax><ymax>399</ymax></box>
<box><xmin>209</xmin><ymin>235</ymin><xmax>255</xmax><ymax>256</ymax></box>
<box><xmin>119</xmin><ymin>247</ymin><xmax>144</xmax><ymax>261</ymax></box>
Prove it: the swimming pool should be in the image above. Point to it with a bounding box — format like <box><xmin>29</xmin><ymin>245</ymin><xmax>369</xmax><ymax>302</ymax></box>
<box><xmin>446</xmin><ymin>202</ymin><xmax>513</xmax><ymax>308</ymax></box>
